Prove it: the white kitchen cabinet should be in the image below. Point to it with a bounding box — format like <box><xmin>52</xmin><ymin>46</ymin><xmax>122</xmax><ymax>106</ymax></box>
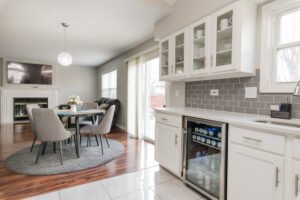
<box><xmin>159</xmin><ymin>36</ymin><xmax>171</xmax><ymax>80</ymax></box>
<box><xmin>159</xmin><ymin>28</ymin><xmax>189</xmax><ymax>81</ymax></box>
<box><xmin>211</xmin><ymin>1</ymin><xmax>256</xmax><ymax>74</ymax></box>
<box><xmin>189</xmin><ymin>16</ymin><xmax>211</xmax><ymax>76</ymax></box>
<box><xmin>155</xmin><ymin>113</ymin><xmax>182</xmax><ymax>176</ymax></box>
<box><xmin>228</xmin><ymin>144</ymin><xmax>284</xmax><ymax>200</ymax></box>
<box><xmin>160</xmin><ymin>0</ymin><xmax>257</xmax><ymax>81</ymax></box>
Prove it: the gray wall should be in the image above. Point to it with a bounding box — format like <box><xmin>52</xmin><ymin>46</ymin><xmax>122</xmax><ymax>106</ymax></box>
<box><xmin>186</xmin><ymin>70</ymin><xmax>300</xmax><ymax>118</ymax></box>
<box><xmin>97</xmin><ymin>38</ymin><xmax>158</xmax><ymax>129</ymax></box>
<box><xmin>56</xmin><ymin>66</ymin><xmax>98</xmax><ymax>104</ymax></box>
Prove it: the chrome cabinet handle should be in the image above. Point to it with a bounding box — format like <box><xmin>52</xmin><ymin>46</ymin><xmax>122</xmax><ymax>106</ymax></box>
<box><xmin>175</xmin><ymin>134</ymin><xmax>178</xmax><ymax>145</ymax></box>
<box><xmin>242</xmin><ymin>136</ymin><xmax>262</xmax><ymax>143</ymax></box>
<box><xmin>275</xmin><ymin>167</ymin><xmax>279</xmax><ymax>188</ymax></box>
<box><xmin>211</xmin><ymin>55</ymin><xmax>214</xmax><ymax>66</ymax></box>
<box><xmin>160</xmin><ymin>118</ymin><xmax>168</xmax><ymax>121</ymax></box>
<box><xmin>296</xmin><ymin>174</ymin><xmax>299</xmax><ymax>196</ymax></box>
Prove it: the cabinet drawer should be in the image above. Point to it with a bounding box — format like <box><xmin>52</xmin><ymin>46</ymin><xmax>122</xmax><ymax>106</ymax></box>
<box><xmin>229</xmin><ymin>126</ymin><xmax>285</xmax><ymax>155</ymax></box>
<box><xmin>293</xmin><ymin>138</ymin><xmax>300</xmax><ymax>160</ymax></box>
<box><xmin>155</xmin><ymin>113</ymin><xmax>182</xmax><ymax>128</ymax></box>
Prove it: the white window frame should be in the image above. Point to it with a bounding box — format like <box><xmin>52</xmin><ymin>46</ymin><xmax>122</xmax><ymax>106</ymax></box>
<box><xmin>260</xmin><ymin>0</ymin><xmax>300</xmax><ymax>93</ymax></box>
<box><xmin>101</xmin><ymin>69</ymin><xmax>117</xmax><ymax>98</ymax></box>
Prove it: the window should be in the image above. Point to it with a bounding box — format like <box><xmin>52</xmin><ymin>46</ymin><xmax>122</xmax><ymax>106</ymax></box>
<box><xmin>260</xmin><ymin>0</ymin><xmax>300</xmax><ymax>93</ymax></box>
<box><xmin>101</xmin><ymin>70</ymin><xmax>117</xmax><ymax>98</ymax></box>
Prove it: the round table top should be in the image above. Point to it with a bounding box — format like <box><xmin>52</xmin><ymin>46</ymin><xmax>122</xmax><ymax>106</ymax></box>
<box><xmin>56</xmin><ymin>109</ymin><xmax>106</xmax><ymax>117</ymax></box>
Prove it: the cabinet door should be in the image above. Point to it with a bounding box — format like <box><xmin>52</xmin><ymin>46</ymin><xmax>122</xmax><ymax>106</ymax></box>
<box><xmin>228</xmin><ymin>144</ymin><xmax>284</xmax><ymax>200</ymax></box>
<box><xmin>171</xmin><ymin>28</ymin><xmax>188</xmax><ymax>78</ymax></box>
<box><xmin>155</xmin><ymin>123</ymin><xmax>181</xmax><ymax>176</ymax></box>
<box><xmin>211</xmin><ymin>2</ymin><xmax>238</xmax><ymax>73</ymax></box>
<box><xmin>293</xmin><ymin>161</ymin><xmax>300</xmax><ymax>200</ymax></box>
<box><xmin>189</xmin><ymin>16</ymin><xmax>211</xmax><ymax>75</ymax></box>
<box><xmin>159</xmin><ymin>36</ymin><xmax>171</xmax><ymax>80</ymax></box>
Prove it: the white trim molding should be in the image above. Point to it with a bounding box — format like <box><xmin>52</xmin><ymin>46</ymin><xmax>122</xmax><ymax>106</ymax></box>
<box><xmin>124</xmin><ymin>45</ymin><xmax>158</xmax><ymax>63</ymax></box>
<box><xmin>0</xmin><ymin>88</ymin><xmax>58</xmax><ymax>124</ymax></box>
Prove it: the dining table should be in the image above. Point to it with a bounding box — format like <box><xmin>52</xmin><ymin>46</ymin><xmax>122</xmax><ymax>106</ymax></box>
<box><xmin>56</xmin><ymin>108</ymin><xmax>106</xmax><ymax>158</ymax></box>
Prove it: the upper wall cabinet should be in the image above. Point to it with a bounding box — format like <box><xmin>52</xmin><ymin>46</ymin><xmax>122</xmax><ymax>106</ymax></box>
<box><xmin>159</xmin><ymin>0</ymin><xmax>257</xmax><ymax>81</ymax></box>
<box><xmin>159</xmin><ymin>28</ymin><xmax>188</xmax><ymax>80</ymax></box>
<box><xmin>190</xmin><ymin>17</ymin><xmax>211</xmax><ymax>76</ymax></box>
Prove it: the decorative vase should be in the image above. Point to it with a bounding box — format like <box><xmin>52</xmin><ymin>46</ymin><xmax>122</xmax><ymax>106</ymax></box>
<box><xmin>70</xmin><ymin>104</ymin><xmax>77</xmax><ymax>112</ymax></box>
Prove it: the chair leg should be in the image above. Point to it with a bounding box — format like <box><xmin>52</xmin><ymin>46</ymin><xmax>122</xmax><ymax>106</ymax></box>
<box><xmin>95</xmin><ymin>135</ymin><xmax>99</xmax><ymax>146</ymax></box>
<box><xmin>59</xmin><ymin>141</ymin><xmax>63</xmax><ymax>165</ymax></box>
<box><xmin>87</xmin><ymin>135</ymin><xmax>90</xmax><ymax>147</ymax></box>
<box><xmin>30</xmin><ymin>136</ymin><xmax>37</xmax><ymax>152</ymax></box>
<box><xmin>80</xmin><ymin>134</ymin><xmax>82</xmax><ymax>147</ymax></box>
<box><xmin>105</xmin><ymin>135</ymin><xmax>110</xmax><ymax>148</ymax></box>
<box><xmin>99</xmin><ymin>135</ymin><xmax>103</xmax><ymax>155</ymax></box>
<box><xmin>35</xmin><ymin>142</ymin><xmax>44</xmax><ymax>164</ymax></box>
<box><xmin>41</xmin><ymin>142</ymin><xmax>47</xmax><ymax>155</ymax></box>
<box><xmin>53</xmin><ymin>142</ymin><xmax>56</xmax><ymax>154</ymax></box>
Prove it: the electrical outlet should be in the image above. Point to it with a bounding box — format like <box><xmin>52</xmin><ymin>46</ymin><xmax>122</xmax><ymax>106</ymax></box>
<box><xmin>210</xmin><ymin>89</ymin><xmax>219</xmax><ymax>96</ymax></box>
<box><xmin>245</xmin><ymin>87</ymin><xmax>257</xmax><ymax>99</ymax></box>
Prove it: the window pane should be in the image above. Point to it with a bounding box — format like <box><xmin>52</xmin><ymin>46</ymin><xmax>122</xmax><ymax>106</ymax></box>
<box><xmin>102</xmin><ymin>73</ymin><xmax>109</xmax><ymax>89</ymax></box>
<box><xmin>102</xmin><ymin>89</ymin><xmax>110</xmax><ymax>98</ymax></box>
<box><xmin>277</xmin><ymin>45</ymin><xmax>300</xmax><ymax>82</ymax></box>
<box><xmin>279</xmin><ymin>9</ymin><xmax>300</xmax><ymax>45</ymax></box>
<box><xmin>102</xmin><ymin>70</ymin><xmax>117</xmax><ymax>98</ymax></box>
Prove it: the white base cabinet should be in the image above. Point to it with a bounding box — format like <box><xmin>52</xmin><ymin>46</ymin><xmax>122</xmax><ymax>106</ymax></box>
<box><xmin>155</xmin><ymin>113</ymin><xmax>182</xmax><ymax>176</ymax></box>
<box><xmin>228</xmin><ymin>144</ymin><xmax>284</xmax><ymax>200</ymax></box>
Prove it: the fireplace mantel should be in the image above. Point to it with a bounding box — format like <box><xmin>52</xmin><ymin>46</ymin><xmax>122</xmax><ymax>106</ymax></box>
<box><xmin>0</xmin><ymin>88</ymin><xmax>58</xmax><ymax>123</ymax></box>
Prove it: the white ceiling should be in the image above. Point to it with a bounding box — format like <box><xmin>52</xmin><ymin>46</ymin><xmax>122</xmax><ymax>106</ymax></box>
<box><xmin>0</xmin><ymin>0</ymin><xmax>173</xmax><ymax>67</ymax></box>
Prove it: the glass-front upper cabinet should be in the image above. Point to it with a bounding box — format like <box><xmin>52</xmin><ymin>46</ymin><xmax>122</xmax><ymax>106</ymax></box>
<box><xmin>190</xmin><ymin>17</ymin><xmax>211</xmax><ymax>75</ymax></box>
<box><xmin>211</xmin><ymin>3</ymin><xmax>236</xmax><ymax>72</ymax></box>
<box><xmin>159</xmin><ymin>36</ymin><xmax>171</xmax><ymax>79</ymax></box>
<box><xmin>172</xmin><ymin>28</ymin><xmax>188</xmax><ymax>77</ymax></box>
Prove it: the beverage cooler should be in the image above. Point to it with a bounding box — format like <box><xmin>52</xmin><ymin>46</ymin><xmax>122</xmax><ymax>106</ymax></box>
<box><xmin>183</xmin><ymin>117</ymin><xmax>227</xmax><ymax>200</ymax></box>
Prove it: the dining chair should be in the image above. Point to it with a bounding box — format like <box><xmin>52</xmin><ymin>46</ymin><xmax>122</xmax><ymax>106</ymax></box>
<box><xmin>26</xmin><ymin>104</ymin><xmax>40</xmax><ymax>152</ymax></box>
<box><xmin>80</xmin><ymin>102</ymin><xmax>99</xmax><ymax>125</ymax></box>
<box><xmin>80</xmin><ymin>105</ymin><xmax>115</xmax><ymax>155</ymax></box>
<box><xmin>32</xmin><ymin>108</ymin><xmax>76</xmax><ymax>165</ymax></box>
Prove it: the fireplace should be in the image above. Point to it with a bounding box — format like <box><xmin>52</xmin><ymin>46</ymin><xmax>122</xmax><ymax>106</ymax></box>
<box><xmin>13</xmin><ymin>98</ymin><xmax>48</xmax><ymax>123</ymax></box>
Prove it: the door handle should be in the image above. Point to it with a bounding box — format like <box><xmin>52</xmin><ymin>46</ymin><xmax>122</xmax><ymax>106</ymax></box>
<box><xmin>242</xmin><ymin>136</ymin><xmax>262</xmax><ymax>143</ymax></box>
<box><xmin>275</xmin><ymin>167</ymin><xmax>279</xmax><ymax>188</ymax></box>
<box><xmin>296</xmin><ymin>174</ymin><xmax>299</xmax><ymax>196</ymax></box>
<box><xmin>175</xmin><ymin>134</ymin><xmax>178</xmax><ymax>145</ymax></box>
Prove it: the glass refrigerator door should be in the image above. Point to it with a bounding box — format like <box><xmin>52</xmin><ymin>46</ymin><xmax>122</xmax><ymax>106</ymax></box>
<box><xmin>185</xmin><ymin>120</ymin><xmax>224</xmax><ymax>199</ymax></box>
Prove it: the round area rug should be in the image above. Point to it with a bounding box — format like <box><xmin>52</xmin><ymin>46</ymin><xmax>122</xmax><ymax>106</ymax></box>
<box><xmin>5</xmin><ymin>138</ymin><xmax>124</xmax><ymax>175</ymax></box>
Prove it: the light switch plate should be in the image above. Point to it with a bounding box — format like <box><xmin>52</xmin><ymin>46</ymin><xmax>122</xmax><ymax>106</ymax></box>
<box><xmin>210</xmin><ymin>89</ymin><xmax>219</xmax><ymax>96</ymax></box>
<box><xmin>245</xmin><ymin>87</ymin><xmax>257</xmax><ymax>99</ymax></box>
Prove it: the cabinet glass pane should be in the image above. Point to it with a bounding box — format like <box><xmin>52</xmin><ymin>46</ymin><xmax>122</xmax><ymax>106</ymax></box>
<box><xmin>161</xmin><ymin>40</ymin><xmax>169</xmax><ymax>76</ymax></box>
<box><xmin>175</xmin><ymin>33</ymin><xmax>185</xmax><ymax>74</ymax></box>
<box><xmin>193</xmin><ymin>23</ymin><xmax>206</xmax><ymax>71</ymax></box>
<box><xmin>216</xmin><ymin>11</ymin><xmax>233</xmax><ymax>67</ymax></box>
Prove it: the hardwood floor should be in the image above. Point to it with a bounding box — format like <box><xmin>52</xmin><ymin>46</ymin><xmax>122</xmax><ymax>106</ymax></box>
<box><xmin>0</xmin><ymin>123</ymin><xmax>157</xmax><ymax>200</ymax></box>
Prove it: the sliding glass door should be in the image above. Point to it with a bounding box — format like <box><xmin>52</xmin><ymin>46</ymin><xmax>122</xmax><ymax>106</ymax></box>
<box><xmin>140</xmin><ymin>57</ymin><xmax>165</xmax><ymax>142</ymax></box>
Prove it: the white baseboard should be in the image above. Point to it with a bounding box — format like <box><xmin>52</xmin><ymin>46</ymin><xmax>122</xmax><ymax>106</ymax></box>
<box><xmin>116</xmin><ymin>124</ymin><xmax>127</xmax><ymax>131</ymax></box>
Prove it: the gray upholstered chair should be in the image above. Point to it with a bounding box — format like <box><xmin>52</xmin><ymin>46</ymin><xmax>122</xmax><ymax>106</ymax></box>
<box><xmin>80</xmin><ymin>102</ymin><xmax>99</xmax><ymax>125</ymax></box>
<box><xmin>80</xmin><ymin>105</ymin><xmax>115</xmax><ymax>155</ymax></box>
<box><xmin>32</xmin><ymin>108</ymin><xmax>76</xmax><ymax>165</ymax></box>
<box><xmin>26</xmin><ymin>104</ymin><xmax>40</xmax><ymax>152</ymax></box>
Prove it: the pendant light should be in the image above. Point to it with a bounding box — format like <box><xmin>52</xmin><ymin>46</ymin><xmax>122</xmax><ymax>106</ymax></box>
<box><xmin>57</xmin><ymin>22</ymin><xmax>72</xmax><ymax>66</ymax></box>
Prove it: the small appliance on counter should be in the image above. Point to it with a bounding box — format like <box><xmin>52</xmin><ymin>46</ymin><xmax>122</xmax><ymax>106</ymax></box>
<box><xmin>183</xmin><ymin>117</ymin><xmax>227</xmax><ymax>200</ymax></box>
<box><xmin>270</xmin><ymin>96</ymin><xmax>292</xmax><ymax>119</ymax></box>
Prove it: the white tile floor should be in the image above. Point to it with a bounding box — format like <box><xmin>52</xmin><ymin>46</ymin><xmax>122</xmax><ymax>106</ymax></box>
<box><xmin>26</xmin><ymin>166</ymin><xmax>207</xmax><ymax>200</ymax></box>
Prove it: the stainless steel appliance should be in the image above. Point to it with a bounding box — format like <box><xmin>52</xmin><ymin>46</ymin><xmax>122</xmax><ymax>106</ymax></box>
<box><xmin>183</xmin><ymin>117</ymin><xmax>227</xmax><ymax>200</ymax></box>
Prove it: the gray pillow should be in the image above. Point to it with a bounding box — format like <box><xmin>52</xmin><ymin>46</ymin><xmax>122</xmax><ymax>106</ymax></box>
<box><xmin>99</xmin><ymin>103</ymin><xmax>109</xmax><ymax>110</ymax></box>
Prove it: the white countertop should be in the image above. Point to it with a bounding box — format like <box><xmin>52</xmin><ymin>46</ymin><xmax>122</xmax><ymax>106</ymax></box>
<box><xmin>155</xmin><ymin>107</ymin><xmax>300</xmax><ymax>137</ymax></box>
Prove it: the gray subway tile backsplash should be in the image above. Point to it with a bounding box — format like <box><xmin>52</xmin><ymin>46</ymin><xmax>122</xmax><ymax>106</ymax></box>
<box><xmin>185</xmin><ymin>70</ymin><xmax>300</xmax><ymax>118</ymax></box>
